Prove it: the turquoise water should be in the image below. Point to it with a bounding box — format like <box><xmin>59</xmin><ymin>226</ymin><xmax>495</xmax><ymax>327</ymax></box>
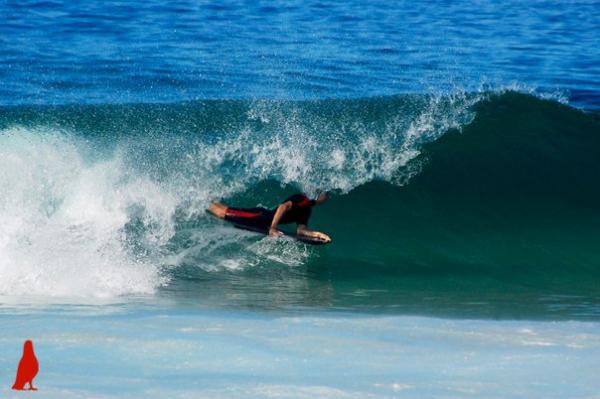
<box><xmin>1</xmin><ymin>0</ymin><xmax>600</xmax><ymax>397</ymax></box>
<box><xmin>1</xmin><ymin>306</ymin><xmax>599</xmax><ymax>398</ymax></box>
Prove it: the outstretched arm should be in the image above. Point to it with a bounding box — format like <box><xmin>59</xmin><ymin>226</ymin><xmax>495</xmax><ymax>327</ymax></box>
<box><xmin>296</xmin><ymin>225</ymin><xmax>331</xmax><ymax>243</ymax></box>
<box><xmin>269</xmin><ymin>201</ymin><xmax>292</xmax><ymax>236</ymax></box>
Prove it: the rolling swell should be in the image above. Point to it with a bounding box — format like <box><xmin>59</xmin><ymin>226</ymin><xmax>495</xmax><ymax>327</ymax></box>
<box><xmin>319</xmin><ymin>93</ymin><xmax>600</xmax><ymax>281</ymax></box>
<box><xmin>0</xmin><ymin>91</ymin><xmax>599</xmax><ymax>311</ymax></box>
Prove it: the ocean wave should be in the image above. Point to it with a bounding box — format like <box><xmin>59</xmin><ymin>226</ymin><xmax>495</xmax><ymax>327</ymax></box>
<box><xmin>0</xmin><ymin>91</ymin><xmax>598</xmax><ymax>299</ymax></box>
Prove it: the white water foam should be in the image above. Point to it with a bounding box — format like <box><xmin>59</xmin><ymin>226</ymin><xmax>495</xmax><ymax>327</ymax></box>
<box><xmin>0</xmin><ymin>127</ymin><xmax>175</xmax><ymax>299</ymax></box>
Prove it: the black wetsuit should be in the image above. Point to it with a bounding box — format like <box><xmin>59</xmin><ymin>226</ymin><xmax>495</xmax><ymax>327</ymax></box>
<box><xmin>224</xmin><ymin>193</ymin><xmax>315</xmax><ymax>231</ymax></box>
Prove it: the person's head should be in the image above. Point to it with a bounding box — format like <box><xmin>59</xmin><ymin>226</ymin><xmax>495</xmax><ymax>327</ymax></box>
<box><xmin>314</xmin><ymin>191</ymin><xmax>328</xmax><ymax>205</ymax></box>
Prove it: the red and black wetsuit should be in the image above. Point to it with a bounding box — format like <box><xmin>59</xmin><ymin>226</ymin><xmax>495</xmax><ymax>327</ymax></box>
<box><xmin>224</xmin><ymin>193</ymin><xmax>315</xmax><ymax>231</ymax></box>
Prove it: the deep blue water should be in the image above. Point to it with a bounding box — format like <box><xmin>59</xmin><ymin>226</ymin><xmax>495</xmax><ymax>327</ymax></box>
<box><xmin>1</xmin><ymin>0</ymin><xmax>599</xmax><ymax>107</ymax></box>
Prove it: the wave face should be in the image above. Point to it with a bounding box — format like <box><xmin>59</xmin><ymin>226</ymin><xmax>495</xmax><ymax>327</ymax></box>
<box><xmin>1</xmin><ymin>92</ymin><xmax>599</xmax><ymax>316</ymax></box>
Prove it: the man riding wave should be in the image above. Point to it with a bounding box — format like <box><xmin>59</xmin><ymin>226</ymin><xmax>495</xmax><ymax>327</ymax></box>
<box><xmin>207</xmin><ymin>192</ymin><xmax>331</xmax><ymax>243</ymax></box>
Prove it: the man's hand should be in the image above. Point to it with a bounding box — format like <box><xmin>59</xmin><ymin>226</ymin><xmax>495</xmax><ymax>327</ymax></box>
<box><xmin>312</xmin><ymin>231</ymin><xmax>331</xmax><ymax>242</ymax></box>
<box><xmin>297</xmin><ymin>227</ymin><xmax>331</xmax><ymax>243</ymax></box>
<box><xmin>269</xmin><ymin>227</ymin><xmax>283</xmax><ymax>237</ymax></box>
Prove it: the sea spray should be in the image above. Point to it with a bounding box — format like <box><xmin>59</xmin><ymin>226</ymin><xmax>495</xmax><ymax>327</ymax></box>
<box><xmin>0</xmin><ymin>127</ymin><xmax>172</xmax><ymax>298</ymax></box>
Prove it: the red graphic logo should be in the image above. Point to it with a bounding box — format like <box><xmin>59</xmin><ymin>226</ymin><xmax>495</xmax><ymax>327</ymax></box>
<box><xmin>12</xmin><ymin>340</ymin><xmax>39</xmax><ymax>391</ymax></box>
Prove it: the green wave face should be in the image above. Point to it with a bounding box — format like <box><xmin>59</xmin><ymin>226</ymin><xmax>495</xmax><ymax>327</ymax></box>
<box><xmin>1</xmin><ymin>92</ymin><xmax>599</xmax><ymax>317</ymax></box>
<box><xmin>325</xmin><ymin>92</ymin><xmax>600</xmax><ymax>274</ymax></box>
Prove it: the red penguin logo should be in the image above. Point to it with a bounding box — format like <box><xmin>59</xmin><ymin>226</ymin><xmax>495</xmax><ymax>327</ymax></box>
<box><xmin>12</xmin><ymin>340</ymin><xmax>39</xmax><ymax>391</ymax></box>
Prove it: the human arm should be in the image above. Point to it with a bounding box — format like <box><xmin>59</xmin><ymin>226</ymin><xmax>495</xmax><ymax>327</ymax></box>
<box><xmin>269</xmin><ymin>201</ymin><xmax>292</xmax><ymax>236</ymax></box>
<box><xmin>296</xmin><ymin>224</ymin><xmax>331</xmax><ymax>243</ymax></box>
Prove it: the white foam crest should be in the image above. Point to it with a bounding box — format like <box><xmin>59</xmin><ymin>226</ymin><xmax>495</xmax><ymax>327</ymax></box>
<box><xmin>404</xmin><ymin>92</ymin><xmax>480</xmax><ymax>148</ymax></box>
<box><xmin>178</xmin><ymin>94</ymin><xmax>479</xmax><ymax>204</ymax></box>
<box><xmin>476</xmin><ymin>80</ymin><xmax>571</xmax><ymax>105</ymax></box>
<box><xmin>0</xmin><ymin>127</ymin><xmax>176</xmax><ymax>299</ymax></box>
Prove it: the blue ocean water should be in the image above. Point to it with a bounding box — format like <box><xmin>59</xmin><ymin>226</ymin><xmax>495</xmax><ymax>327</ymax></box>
<box><xmin>1</xmin><ymin>0</ymin><xmax>599</xmax><ymax>107</ymax></box>
<box><xmin>1</xmin><ymin>1</ymin><xmax>600</xmax><ymax>397</ymax></box>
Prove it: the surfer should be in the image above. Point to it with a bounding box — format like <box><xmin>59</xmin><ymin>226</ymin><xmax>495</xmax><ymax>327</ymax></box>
<box><xmin>208</xmin><ymin>192</ymin><xmax>331</xmax><ymax>243</ymax></box>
